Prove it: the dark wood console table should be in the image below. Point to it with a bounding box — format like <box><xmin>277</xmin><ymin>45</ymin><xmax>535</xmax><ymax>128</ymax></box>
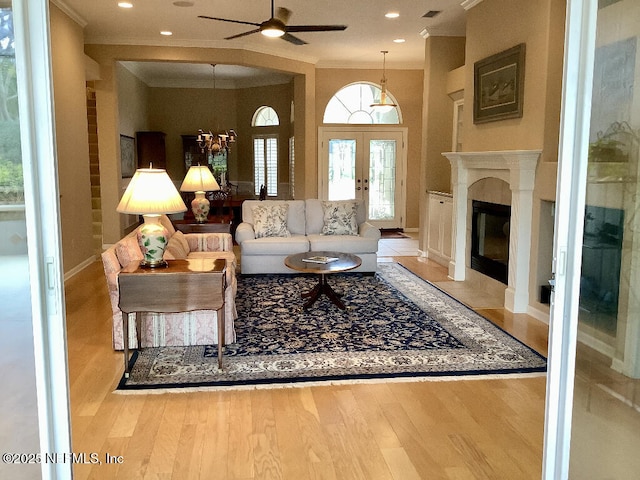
<box><xmin>118</xmin><ymin>258</ymin><xmax>227</xmax><ymax>377</ymax></box>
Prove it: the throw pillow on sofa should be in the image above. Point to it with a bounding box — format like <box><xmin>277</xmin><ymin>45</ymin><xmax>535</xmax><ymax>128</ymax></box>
<box><xmin>115</xmin><ymin>235</ymin><xmax>144</xmax><ymax>267</ymax></box>
<box><xmin>164</xmin><ymin>230</ymin><xmax>190</xmax><ymax>259</ymax></box>
<box><xmin>321</xmin><ymin>200</ymin><xmax>358</xmax><ymax>235</ymax></box>
<box><xmin>252</xmin><ymin>203</ymin><xmax>291</xmax><ymax>238</ymax></box>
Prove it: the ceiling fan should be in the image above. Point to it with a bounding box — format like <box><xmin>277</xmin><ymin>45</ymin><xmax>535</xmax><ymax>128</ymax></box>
<box><xmin>198</xmin><ymin>0</ymin><xmax>347</xmax><ymax>46</ymax></box>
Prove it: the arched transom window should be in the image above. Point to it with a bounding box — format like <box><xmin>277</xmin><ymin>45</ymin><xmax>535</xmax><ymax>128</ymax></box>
<box><xmin>323</xmin><ymin>82</ymin><xmax>401</xmax><ymax>124</ymax></box>
<box><xmin>252</xmin><ymin>105</ymin><xmax>280</xmax><ymax>126</ymax></box>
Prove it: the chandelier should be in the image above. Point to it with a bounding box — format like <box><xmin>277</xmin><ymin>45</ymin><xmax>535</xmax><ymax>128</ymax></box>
<box><xmin>196</xmin><ymin>128</ymin><xmax>237</xmax><ymax>154</ymax></box>
<box><xmin>196</xmin><ymin>64</ymin><xmax>237</xmax><ymax>155</ymax></box>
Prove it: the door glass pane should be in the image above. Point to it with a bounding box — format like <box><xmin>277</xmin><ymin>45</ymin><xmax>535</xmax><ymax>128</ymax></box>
<box><xmin>0</xmin><ymin>5</ymin><xmax>41</xmax><ymax>479</ymax></box>
<box><xmin>368</xmin><ymin>139</ymin><xmax>396</xmax><ymax>220</ymax></box>
<box><xmin>328</xmin><ymin>139</ymin><xmax>356</xmax><ymax>200</ymax></box>
<box><xmin>569</xmin><ymin>1</ymin><xmax>640</xmax><ymax>477</ymax></box>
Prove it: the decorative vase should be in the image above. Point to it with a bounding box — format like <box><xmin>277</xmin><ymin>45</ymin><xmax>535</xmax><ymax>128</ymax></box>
<box><xmin>137</xmin><ymin>214</ymin><xmax>169</xmax><ymax>267</ymax></box>
<box><xmin>191</xmin><ymin>191</ymin><xmax>210</xmax><ymax>223</ymax></box>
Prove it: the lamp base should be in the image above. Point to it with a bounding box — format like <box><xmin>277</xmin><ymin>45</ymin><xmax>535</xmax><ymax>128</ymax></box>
<box><xmin>139</xmin><ymin>260</ymin><xmax>169</xmax><ymax>269</ymax></box>
<box><xmin>137</xmin><ymin>214</ymin><xmax>169</xmax><ymax>266</ymax></box>
<box><xmin>191</xmin><ymin>191</ymin><xmax>210</xmax><ymax>223</ymax></box>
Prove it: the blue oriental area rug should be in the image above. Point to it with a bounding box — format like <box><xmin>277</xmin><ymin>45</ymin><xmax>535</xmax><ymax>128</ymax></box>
<box><xmin>117</xmin><ymin>263</ymin><xmax>546</xmax><ymax>391</ymax></box>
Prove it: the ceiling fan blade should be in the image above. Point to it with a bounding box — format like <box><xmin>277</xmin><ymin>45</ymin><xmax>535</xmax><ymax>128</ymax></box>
<box><xmin>198</xmin><ymin>15</ymin><xmax>261</xmax><ymax>27</ymax></box>
<box><xmin>225</xmin><ymin>28</ymin><xmax>261</xmax><ymax>40</ymax></box>
<box><xmin>275</xmin><ymin>7</ymin><xmax>292</xmax><ymax>24</ymax></box>
<box><xmin>285</xmin><ymin>25</ymin><xmax>348</xmax><ymax>33</ymax></box>
<box><xmin>281</xmin><ymin>33</ymin><xmax>307</xmax><ymax>46</ymax></box>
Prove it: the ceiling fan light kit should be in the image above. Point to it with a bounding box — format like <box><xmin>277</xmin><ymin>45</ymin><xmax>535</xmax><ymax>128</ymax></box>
<box><xmin>199</xmin><ymin>0</ymin><xmax>347</xmax><ymax>45</ymax></box>
<box><xmin>260</xmin><ymin>18</ymin><xmax>286</xmax><ymax>37</ymax></box>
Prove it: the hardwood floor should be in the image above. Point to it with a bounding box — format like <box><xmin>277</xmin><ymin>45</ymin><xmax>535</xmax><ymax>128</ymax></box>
<box><xmin>66</xmin><ymin>249</ymin><xmax>549</xmax><ymax>479</ymax></box>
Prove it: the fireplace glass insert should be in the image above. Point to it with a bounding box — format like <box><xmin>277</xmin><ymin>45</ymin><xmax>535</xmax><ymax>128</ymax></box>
<box><xmin>471</xmin><ymin>200</ymin><xmax>511</xmax><ymax>284</ymax></box>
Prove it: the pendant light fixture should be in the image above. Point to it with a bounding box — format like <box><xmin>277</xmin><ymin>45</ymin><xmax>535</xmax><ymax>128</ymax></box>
<box><xmin>370</xmin><ymin>50</ymin><xmax>397</xmax><ymax>112</ymax></box>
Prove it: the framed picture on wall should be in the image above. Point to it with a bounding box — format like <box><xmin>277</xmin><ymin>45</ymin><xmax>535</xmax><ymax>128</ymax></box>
<box><xmin>473</xmin><ymin>43</ymin><xmax>526</xmax><ymax>124</ymax></box>
<box><xmin>120</xmin><ymin>134</ymin><xmax>135</xmax><ymax>178</ymax></box>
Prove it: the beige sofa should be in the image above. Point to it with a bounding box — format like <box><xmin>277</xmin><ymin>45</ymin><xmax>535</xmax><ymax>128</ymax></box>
<box><xmin>101</xmin><ymin>215</ymin><xmax>237</xmax><ymax>350</ymax></box>
<box><xmin>235</xmin><ymin>199</ymin><xmax>380</xmax><ymax>274</ymax></box>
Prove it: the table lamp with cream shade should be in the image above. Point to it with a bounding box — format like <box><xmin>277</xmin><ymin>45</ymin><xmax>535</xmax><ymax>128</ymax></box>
<box><xmin>116</xmin><ymin>168</ymin><xmax>187</xmax><ymax>268</ymax></box>
<box><xmin>180</xmin><ymin>165</ymin><xmax>220</xmax><ymax>223</ymax></box>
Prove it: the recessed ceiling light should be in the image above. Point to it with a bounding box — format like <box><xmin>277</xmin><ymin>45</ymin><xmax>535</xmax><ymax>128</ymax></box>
<box><xmin>385</xmin><ymin>12</ymin><xmax>400</xmax><ymax>19</ymax></box>
<box><xmin>160</xmin><ymin>31</ymin><xmax>173</xmax><ymax>36</ymax></box>
<box><xmin>393</xmin><ymin>38</ymin><xmax>406</xmax><ymax>43</ymax></box>
<box><xmin>118</xmin><ymin>2</ymin><xmax>133</xmax><ymax>8</ymax></box>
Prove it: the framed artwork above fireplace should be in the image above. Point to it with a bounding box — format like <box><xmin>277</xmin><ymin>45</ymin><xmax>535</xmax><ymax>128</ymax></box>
<box><xmin>473</xmin><ymin>43</ymin><xmax>526</xmax><ymax>124</ymax></box>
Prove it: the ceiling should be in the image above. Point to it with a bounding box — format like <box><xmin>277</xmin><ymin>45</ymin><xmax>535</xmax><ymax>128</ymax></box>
<box><xmin>56</xmin><ymin>0</ymin><xmax>468</xmax><ymax>87</ymax></box>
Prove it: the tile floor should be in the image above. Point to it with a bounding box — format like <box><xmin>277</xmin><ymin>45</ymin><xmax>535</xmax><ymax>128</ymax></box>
<box><xmin>377</xmin><ymin>233</ymin><xmax>506</xmax><ymax>309</ymax></box>
<box><xmin>377</xmin><ymin>232</ymin><xmax>420</xmax><ymax>258</ymax></box>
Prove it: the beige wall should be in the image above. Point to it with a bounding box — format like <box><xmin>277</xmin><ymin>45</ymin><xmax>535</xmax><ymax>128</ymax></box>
<box><xmin>462</xmin><ymin>0</ymin><xmax>566</xmax><ymax>312</ymax></box>
<box><xmin>422</xmin><ymin>36</ymin><xmax>466</xmax><ymax>195</ymax></box>
<box><xmin>84</xmin><ymin>44</ymin><xmax>315</xmax><ymax>242</ymax></box>
<box><xmin>147</xmin><ymin>86</ymin><xmax>239</xmax><ymax>181</ymax></box>
<box><xmin>145</xmin><ymin>82</ymin><xmax>293</xmax><ymax>198</ymax></box>
<box><xmin>117</xmin><ymin>64</ymin><xmax>150</xmax><ymax>139</ymax></box>
<box><xmin>464</xmin><ymin>0</ymin><xmax>559</xmax><ymax>157</ymax></box>
<box><xmin>116</xmin><ymin>64</ymin><xmax>151</xmax><ymax>231</ymax></box>
<box><xmin>420</xmin><ymin>36</ymin><xmax>466</xmax><ymax>251</ymax></box>
<box><xmin>50</xmin><ymin>4</ymin><xmax>94</xmax><ymax>273</ymax></box>
<box><xmin>315</xmin><ymin>68</ymin><xmax>424</xmax><ymax>228</ymax></box>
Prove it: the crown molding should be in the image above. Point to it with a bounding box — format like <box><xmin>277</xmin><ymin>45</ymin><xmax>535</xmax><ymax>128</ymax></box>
<box><xmin>461</xmin><ymin>0</ymin><xmax>484</xmax><ymax>11</ymax></box>
<box><xmin>50</xmin><ymin>0</ymin><xmax>88</xmax><ymax>28</ymax></box>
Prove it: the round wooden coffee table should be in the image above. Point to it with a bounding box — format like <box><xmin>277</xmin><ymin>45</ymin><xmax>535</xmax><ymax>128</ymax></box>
<box><xmin>284</xmin><ymin>251</ymin><xmax>362</xmax><ymax>310</ymax></box>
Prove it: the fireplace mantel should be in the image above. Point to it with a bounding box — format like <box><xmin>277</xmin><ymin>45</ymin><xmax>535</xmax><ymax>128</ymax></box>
<box><xmin>442</xmin><ymin>150</ymin><xmax>542</xmax><ymax>313</ymax></box>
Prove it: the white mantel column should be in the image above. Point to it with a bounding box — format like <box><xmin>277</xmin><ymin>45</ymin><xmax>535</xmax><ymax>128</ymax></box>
<box><xmin>448</xmin><ymin>157</ymin><xmax>468</xmax><ymax>281</ymax></box>
<box><xmin>505</xmin><ymin>154</ymin><xmax>537</xmax><ymax>312</ymax></box>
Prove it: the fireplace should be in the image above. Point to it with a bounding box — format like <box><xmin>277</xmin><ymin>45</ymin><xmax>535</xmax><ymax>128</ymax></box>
<box><xmin>471</xmin><ymin>200</ymin><xmax>511</xmax><ymax>284</ymax></box>
<box><xmin>442</xmin><ymin>150</ymin><xmax>541</xmax><ymax>313</ymax></box>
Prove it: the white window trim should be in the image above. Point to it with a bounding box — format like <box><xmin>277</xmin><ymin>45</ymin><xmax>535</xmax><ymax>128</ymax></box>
<box><xmin>252</xmin><ymin>105</ymin><xmax>280</xmax><ymax>126</ymax></box>
<box><xmin>253</xmin><ymin>135</ymin><xmax>278</xmax><ymax>196</ymax></box>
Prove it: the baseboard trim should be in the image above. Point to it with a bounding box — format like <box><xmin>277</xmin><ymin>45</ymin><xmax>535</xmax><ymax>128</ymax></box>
<box><xmin>527</xmin><ymin>305</ymin><xmax>550</xmax><ymax>324</ymax></box>
<box><xmin>64</xmin><ymin>255</ymin><xmax>97</xmax><ymax>282</ymax></box>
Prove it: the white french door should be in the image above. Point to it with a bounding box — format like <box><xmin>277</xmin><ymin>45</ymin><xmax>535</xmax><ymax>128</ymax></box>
<box><xmin>318</xmin><ymin>127</ymin><xmax>406</xmax><ymax>229</ymax></box>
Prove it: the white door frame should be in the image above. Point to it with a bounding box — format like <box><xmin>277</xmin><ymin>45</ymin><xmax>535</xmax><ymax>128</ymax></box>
<box><xmin>542</xmin><ymin>0</ymin><xmax>598</xmax><ymax>478</ymax></box>
<box><xmin>14</xmin><ymin>1</ymin><xmax>72</xmax><ymax>478</ymax></box>
<box><xmin>318</xmin><ymin>126</ymin><xmax>407</xmax><ymax>229</ymax></box>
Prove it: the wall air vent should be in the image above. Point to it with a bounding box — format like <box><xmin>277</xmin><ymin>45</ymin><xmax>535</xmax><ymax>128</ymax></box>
<box><xmin>423</xmin><ymin>10</ymin><xmax>441</xmax><ymax>18</ymax></box>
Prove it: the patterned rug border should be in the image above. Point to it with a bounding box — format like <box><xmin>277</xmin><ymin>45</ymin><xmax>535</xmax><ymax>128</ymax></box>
<box><xmin>117</xmin><ymin>263</ymin><xmax>547</xmax><ymax>392</ymax></box>
<box><xmin>115</xmin><ymin>369</ymin><xmax>546</xmax><ymax>394</ymax></box>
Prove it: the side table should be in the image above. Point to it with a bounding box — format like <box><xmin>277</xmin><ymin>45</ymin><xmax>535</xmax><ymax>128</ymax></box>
<box><xmin>118</xmin><ymin>258</ymin><xmax>227</xmax><ymax>377</ymax></box>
